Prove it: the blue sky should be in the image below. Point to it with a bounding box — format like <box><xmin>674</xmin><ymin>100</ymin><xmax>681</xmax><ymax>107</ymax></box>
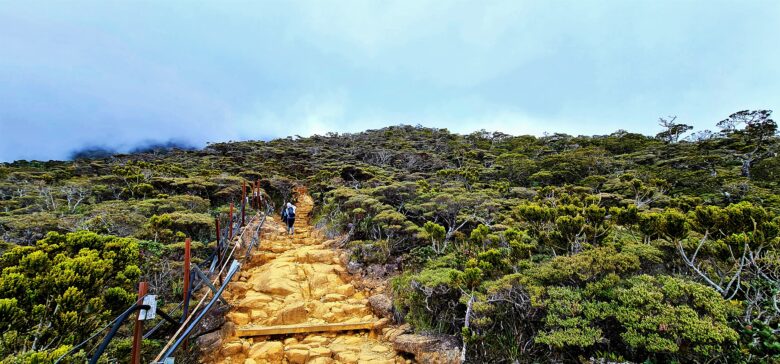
<box><xmin>1</xmin><ymin>1</ymin><xmax>778</xmax><ymax>161</ymax></box>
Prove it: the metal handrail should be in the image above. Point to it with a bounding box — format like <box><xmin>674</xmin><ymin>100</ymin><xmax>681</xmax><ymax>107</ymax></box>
<box><xmin>53</xmin><ymin>303</ymin><xmax>141</xmax><ymax>364</ymax></box>
<box><xmin>152</xmin><ymin>207</ymin><xmax>269</xmax><ymax>362</ymax></box>
<box><xmin>88</xmin><ymin>304</ymin><xmax>151</xmax><ymax>364</ymax></box>
<box><xmin>246</xmin><ymin>202</ymin><xmax>273</xmax><ymax>259</ymax></box>
<box><xmin>55</xmin><ymin>196</ymin><xmax>255</xmax><ymax>363</ymax></box>
<box><xmin>157</xmin><ymin>260</ymin><xmax>241</xmax><ymax>363</ymax></box>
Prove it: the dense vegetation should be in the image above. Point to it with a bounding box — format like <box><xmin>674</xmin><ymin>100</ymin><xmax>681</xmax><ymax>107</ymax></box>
<box><xmin>1</xmin><ymin>109</ymin><xmax>778</xmax><ymax>363</ymax></box>
<box><xmin>0</xmin><ymin>155</ymin><xmax>273</xmax><ymax>362</ymax></box>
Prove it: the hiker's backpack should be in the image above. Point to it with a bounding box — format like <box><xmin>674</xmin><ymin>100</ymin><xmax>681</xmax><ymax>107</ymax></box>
<box><xmin>287</xmin><ymin>206</ymin><xmax>296</xmax><ymax>218</ymax></box>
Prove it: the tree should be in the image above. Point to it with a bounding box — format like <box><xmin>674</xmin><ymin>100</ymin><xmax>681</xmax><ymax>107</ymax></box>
<box><xmin>422</xmin><ymin>221</ymin><xmax>447</xmax><ymax>254</ymax></box>
<box><xmin>494</xmin><ymin>153</ymin><xmax>538</xmax><ymax>186</ymax></box>
<box><xmin>678</xmin><ymin>202</ymin><xmax>779</xmax><ymax>304</ymax></box>
<box><xmin>111</xmin><ymin>164</ymin><xmax>145</xmax><ymax>198</ymax></box>
<box><xmin>655</xmin><ymin>116</ymin><xmax>693</xmax><ymax>144</ymax></box>
<box><xmin>419</xmin><ymin>189</ymin><xmax>486</xmax><ymax>242</ymax></box>
<box><xmin>717</xmin><ymin>110</ymin><xmax>778</xmax><ymax>178</ymax></box>
<box><xmin>60</xmin><ymin>182</ymin><xmax>91</xmax><ymax>213</ymax></box>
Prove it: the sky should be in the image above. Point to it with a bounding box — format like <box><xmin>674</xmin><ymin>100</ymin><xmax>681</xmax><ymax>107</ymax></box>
<box><xmin>0</xmin><ymin>1</ymin><xmax>778</xmax><ymax>162</ymax></box>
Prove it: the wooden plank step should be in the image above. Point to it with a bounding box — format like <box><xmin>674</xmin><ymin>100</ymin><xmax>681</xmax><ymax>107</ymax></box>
<box><xmin>237</xmin><ymin>321</ymin><xmax>377</xmax><ymax>337</ymax></box>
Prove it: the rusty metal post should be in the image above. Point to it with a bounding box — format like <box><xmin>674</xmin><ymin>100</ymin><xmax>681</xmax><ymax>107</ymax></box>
<box><xmin>257</xmin><ymin>179</ymin><xmax>262</xmax><ymax>211</ymax></box>
<box><xmin>131</xmin><ymin>281</ymin><xmax>148</xmax><ymax>364</ymax></box>
<box><xmin>241</xmin><ymin>181</ymin><xmax>247</xmax><ymax>225</ymax></box>
<box><xmin>215</xmin><ymin>216</ymin><xmax>221</xmax><ymax>266</ymax></box>
<box><xmin>241</xmin><ymin>203</ymin><xmax>245</xmax><ymax>228</ymax></box>
<box><xmin>183</xmin><ymin>238</ymin><xmax>191</xmax><ymax>348</ymax></box>
<box><xmin>183</xmin><ymin>238</ymin><xmax>191</xmax><ymax>302</ymax></box>
<box><xmin>252</xmin><ymin>182</ymin><xmax>260</xmax><ymax>210</ymax></box>
<box><xmin>241</xmin><ymin>181</ymin><xmax>246</xmax><ymax>227</ymax></box>
<box><xmin>228</xmin><ymin>202</ymin><xmax>234</xmax><ymax>240</ymax></box>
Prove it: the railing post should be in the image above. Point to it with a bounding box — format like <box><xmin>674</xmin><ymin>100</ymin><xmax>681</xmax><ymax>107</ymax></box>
<box><xmin>131</xmin><ymin>281</ymin><xmax>148</xmax><ymax>364</ymax></box>
<box><xmin>241</xmin><ymin>181</ymin><xmax>246</xmax><ymax>227</ymax></box>
<box><xmin>183</xmin><ymin>238</ymin><xmax>191</xmax><ymax>349</ymax></box>
<box><xmin>228</xmin><ymin>202</ymin><xmax>234</xmax><ymax>240</ymax></box>
<box><xmin>215</xmin><ymin>216</ymin><xmax>221</xmax><ymax>267</ymax></box>
<box><xmin>257</xmin><ymin>180</ymin><xmax>262</xmax><ymax>209</ymax></box>
<box><xmin>183</xmin><ymin>238</ymin><xmax>191</xmax><ymax>303</ymax></box>
<box><xmin>241</xmin><ymin>203</ymin><xmax>246</xmax><ymax>228</ymax></box>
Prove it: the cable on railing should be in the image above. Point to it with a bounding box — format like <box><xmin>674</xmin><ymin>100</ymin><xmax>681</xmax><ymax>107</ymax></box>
<box><xmin>64</xmin><ymin>185</ymin><xmax>273</xmax><ymax>364</ymax></box>
<box><xmin>157</xmin><ymin>260</ymin><xmax>241</xmax><ymax>363</ymax></box>
<box><xmin>57</xmin><ymin>183</ymin><xmax>271</xmax><ymax>364</ymax></box>
<box><xmin>152</xmin><ymin>207</ymin><xmax>266</xmax><ymax>362</ymax></box>
<box><xmin>245</xmin><ymin>202</ymin><xmax>272</xmax><ymax>259</ymax></box>
<box><xmin>53</xmin><ymin>302</ymin><xmax>140</xmax><ymax>364</ymax></box>
<box><xmin>144</xmin><ymin>246</ymin><xmax>219</xmax><ymax>339</ymax></box>
<box><xmin>143</xmin><ymin>300</ymin><xmax>183</xmax><ymax>340</ymax></box>
<box><xmin>88</xmin><ymin>304</ymin><xmax>151</xmax><ymax>364</ymax></box>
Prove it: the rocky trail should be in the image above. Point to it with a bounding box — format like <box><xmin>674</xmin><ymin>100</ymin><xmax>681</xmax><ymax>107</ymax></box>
<box><xmin>205</xmin><ymin>192</ymin><xmax>411</xmax><ymax>364</ymax></box>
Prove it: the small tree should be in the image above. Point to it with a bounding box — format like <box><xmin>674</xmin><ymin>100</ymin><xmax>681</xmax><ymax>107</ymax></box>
<box><xmin>656</xmin><ymin>116</ymin><xmax>693</xmax><ymax>144</ymax></box>
<box><xmin>422</xmin><ymin>221</ymin><xmax>447</xmax><ymax>254</ymax></box>
<box><xmin>716</xmin><ymin>110</ymin><xmax>778</xmax><ymax>178</ymax></box>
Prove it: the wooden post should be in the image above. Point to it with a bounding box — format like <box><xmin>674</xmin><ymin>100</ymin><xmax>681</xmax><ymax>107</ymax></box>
<box><xmin>131</xmin><ymin>281</ymin><xmax>148</xmax><ymax>364</ymax></box>
<box><xmin>228</xmin><ymin>202</ymin><xmax>234</xmax><ymax>240</ymax></box>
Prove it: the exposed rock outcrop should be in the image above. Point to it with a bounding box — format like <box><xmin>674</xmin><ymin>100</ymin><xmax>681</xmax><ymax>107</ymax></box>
<box><xmin>368</xmin><ymin>294</ymin><xmax>394</xmax><ymax>320</ymax></box>
<box><xmin>391</xmin><ymin>334</ymin><xmax>461</xmax><ymax>364</ymax></box>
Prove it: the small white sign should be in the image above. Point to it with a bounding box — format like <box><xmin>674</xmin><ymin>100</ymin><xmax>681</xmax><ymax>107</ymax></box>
<box><xmin>138</xmin><ymin>295</ymin><xmax>157</xmax><ymax>320</ymax></box>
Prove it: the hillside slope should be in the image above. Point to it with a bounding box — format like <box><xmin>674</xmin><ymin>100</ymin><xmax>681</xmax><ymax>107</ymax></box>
<box><xmin>1</xmin><ymin>115</ymin><xmax>778</xmax><ymax>363</ymax></box>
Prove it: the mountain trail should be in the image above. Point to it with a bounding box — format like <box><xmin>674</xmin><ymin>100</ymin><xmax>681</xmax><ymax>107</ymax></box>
<box><xmin>206</xmin><ymin>191</ymin><xmax>408</xmax><ymax>364</ymax></box>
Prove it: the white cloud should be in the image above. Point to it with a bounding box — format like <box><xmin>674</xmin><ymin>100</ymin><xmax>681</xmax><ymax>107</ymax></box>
<box><xmin>233</xmin><ymin>91</ymin><xmax>572</xmax><ymax>143</ymax></box>
<box><xmin>1</xmin><ymin>0</ymin><xmax>779</xmax><ymax>161</ymax></box>
<box><xmin>233</xmin><ymin>92</ymin><xmax>352</xmax><ymax>139</ymax></box>
<box><xmin>284</xmin><ymin>0</ymin><xmax>555</xmax><ymax>88</ymax></box>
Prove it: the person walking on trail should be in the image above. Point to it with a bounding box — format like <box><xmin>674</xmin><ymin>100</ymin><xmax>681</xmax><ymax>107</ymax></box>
<box><xmin>281</xmin><ymin>202</ymin><xmax>297</xmax><ymax>235</ymax></box>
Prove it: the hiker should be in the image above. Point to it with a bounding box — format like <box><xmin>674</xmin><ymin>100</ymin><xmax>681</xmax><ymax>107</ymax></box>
<box><xmin>281</xmin><ymin>202</ymin><xmax>296</xmax><ymax>235</ymax></box>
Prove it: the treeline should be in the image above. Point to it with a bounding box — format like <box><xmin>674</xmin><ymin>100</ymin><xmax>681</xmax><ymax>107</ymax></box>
<box><xmin>0</xmin><ymin>110</ymin><xmax>778</xmax><ymax>362</ymax></box>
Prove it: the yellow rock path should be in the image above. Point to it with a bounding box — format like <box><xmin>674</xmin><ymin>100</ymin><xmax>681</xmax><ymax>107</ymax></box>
<box><xmin>207</xmin><ymin>193</ymin><xmax>406</xmax><ymax>364</ymax></box>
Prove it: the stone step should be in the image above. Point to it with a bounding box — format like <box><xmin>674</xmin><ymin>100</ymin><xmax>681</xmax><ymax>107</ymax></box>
<box><xmin>208</xmin><ymin>195</ymin><xmax>402</xmax><ymax>363</ymax></box>
<box><xmin>237</xmin><ymin>321</ymin><xmax>379</xmax><ymax>337</ymax></box>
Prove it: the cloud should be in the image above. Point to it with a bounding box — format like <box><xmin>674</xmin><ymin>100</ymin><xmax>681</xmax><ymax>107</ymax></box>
<box><xmin>233</xmin><ymin>91</ymin><xmax>573</xmax><ymax>142</ymax></box>
<box><xmin>232</xmin><ymin>92</ymin><xmax>348</xmax><ymax>139</ymax></box>
<box><xmin>287</xmin><ymin>0</ymin><xmax>554</xmax><ymax>88</ymax></box>
<box><xmin>0</xmin><ymin>0</ymin><xmax>778</xmax><ymax>161</ymax></box>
